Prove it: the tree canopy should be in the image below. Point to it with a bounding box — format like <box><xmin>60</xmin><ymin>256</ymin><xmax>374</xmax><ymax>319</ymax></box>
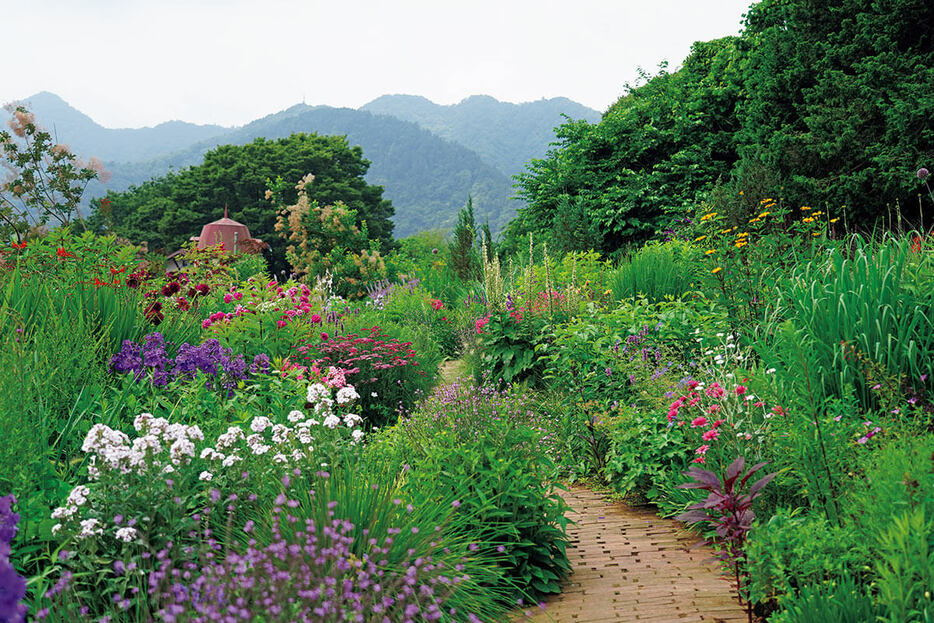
<box><xmin>506</xmin><ymin>0</ymin><xmax>934</xmax><ymax>256</ymax></box>
<box><xmin>89</xmin><ymin>133</ymin><xmax>395</xmax><ymax>272</ymax></box>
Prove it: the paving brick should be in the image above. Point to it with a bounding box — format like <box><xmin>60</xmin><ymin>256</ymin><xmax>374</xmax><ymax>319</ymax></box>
<box><xmin>513</xmin><ymin>486</ymin><xmax>746</xmax><ymax>623</ymax></box>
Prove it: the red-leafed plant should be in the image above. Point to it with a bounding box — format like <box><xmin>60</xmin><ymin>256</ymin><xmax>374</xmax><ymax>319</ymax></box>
<box><xmin>677</xmin><ymin>456</ymin><xmax>776</xmax><ymax>623</ymax></box>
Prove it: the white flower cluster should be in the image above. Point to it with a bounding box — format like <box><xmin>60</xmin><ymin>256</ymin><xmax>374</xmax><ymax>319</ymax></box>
<box><xmin>50</xmin><ymin>383</ymin><xmax>365</xmax><ymax>542</ymax></box>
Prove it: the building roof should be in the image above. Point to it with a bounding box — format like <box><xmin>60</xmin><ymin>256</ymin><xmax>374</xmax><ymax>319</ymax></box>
<box><xmin>196</xmin><ymin>206</ymin><xmax>254</xmax><ymax>253</ymax></box>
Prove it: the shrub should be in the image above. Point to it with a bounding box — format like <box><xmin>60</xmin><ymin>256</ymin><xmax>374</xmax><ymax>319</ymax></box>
<box><xmin>373</xmin><ymin>381</ymin><xmax>571</xmax><ymax>600</ymax></box>
<box><xmin>295</xmin><ymin>326</ymin><xmax>436</xmax><ymax>428</ymax></box>
<box><xmin>608</xmin><ymin>240</ymin><xmax>700</xmax><ymax>302</ymax></box>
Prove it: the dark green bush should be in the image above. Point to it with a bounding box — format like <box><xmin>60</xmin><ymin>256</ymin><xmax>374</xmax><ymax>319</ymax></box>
<box><xmin>370</xmin><ymin>381</ymin><xmax>571</xmax><ymax>600</ymax></box>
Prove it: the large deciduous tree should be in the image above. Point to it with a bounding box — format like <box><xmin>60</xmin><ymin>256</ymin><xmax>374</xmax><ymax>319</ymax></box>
<box><xmin>89</xmin><ymin>133</ymin><xmax>394</xmax><ymax>273</ymax></box>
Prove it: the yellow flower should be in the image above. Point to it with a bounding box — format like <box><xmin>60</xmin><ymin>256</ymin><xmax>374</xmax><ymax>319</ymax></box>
<box><xmin>748</xmin><ymin>218</ymin><xmax>761</xmax><ymax>223</ymax></box>
<box><xmin>812</xmin><ymin>232</ymin><xmax>821</xmax><ymax>237</ymax></box>
<box><xmin>737</xmin><ymin>232</ymin><xmax>749</xmax><ymax>237</ymax></box>
<box><xmin>700</xmin><ymin>212</ymin><xmax>718</xmax><ymax>222</ymax></box>
<box><xmin>830</xmin><ymin>218</ymin><xmax>840</xmax><ymax>223</ymax></box>
<box><xmin>720</xmin><ymin>228</ymin><xmax>733</xmax><ymax>234</ymax></box>
<box><xmin>802</xmin><ymin>217</ymin><xmax>815</xmax><ymax>223</ymax></box>
<box><xmin>735</xmin><ymin>241</ymin><xmax>747</xmax><ymax>248</ymax></box>
<box><xmin>758</xmin><ymin>212</ymin><xmax>770</xmax><ymax>218</ymax></box>
<box><xmin>694</xmin><ymin>235</ymin><xmax>707</xmax><ymax>242</ymax></box>
<box><xmin>705</xmin><ymin>249</ymin><xmax>717</xmax><ymax>255</ymax></box>
<box><xmin>801</xmin><ymin>206</ymin><xmax>811</xmax><ymax>211</ymax></box>
<box><xmin>712</xmin><ymin>267</ymin><xmax>722</xmax><ymax>274</ymax></box>
<box><xmin>739</xmin><ymin>191</ymin><xmax>744</xmax><ymax>195</ymax></box>
<box><xmin>604</xmin><ymin>289</ymin><xmax>612</xmax><ymax>296</ymax></box>
<box><xmin>812</xmin><ymin>211</ymin><xmax>823</xmax><ymax>217</ymax></box>
<box><xmin>760</xmin><ymin>198</ymin><xmax>772</xmax><ymax>204</ymax></box>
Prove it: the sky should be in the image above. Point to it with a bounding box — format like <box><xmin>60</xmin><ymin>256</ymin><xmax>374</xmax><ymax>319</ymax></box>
<box><xmin>2</xmin><ymin>0</ymin><xmax>753</xmax><ymax>129</ymax></box>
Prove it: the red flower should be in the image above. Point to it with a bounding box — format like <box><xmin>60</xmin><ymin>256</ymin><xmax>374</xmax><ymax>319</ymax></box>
<box><xmin>321</xmin><ymin>332</ymin><xmax>329</xmax><ymax>341</ymax></box>
<box><xmin>912</xmin><ymin>235</ymin><xmax>923</xmax><ymax>252</ymax></box>
<box><xmin>56</xmin><ymin>247</ymin><xmax>75</xmax><ymax>258</ymax></box>
<box><xmin>429</xmin><ymin>298</ymin><xmax>444</xmax><ymax>311</ymax></box>
<box><xmin>110</xmin><ymin>266</ymin><xmax>126</xmax><ymax>275</ymax></box>
<box><xmin>10</xmin><ymin>241</ymin><xmax>26</xmax><ymax>249</ymax></box>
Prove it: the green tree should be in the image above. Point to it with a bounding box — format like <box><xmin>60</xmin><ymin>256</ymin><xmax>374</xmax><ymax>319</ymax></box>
<box><xmin>449</xmin><ymin>196</ymin><xmax>479</xmax><ymax>281</ymax></box>
<box><xmin>735</xmin><ymin>0</ymin><xmax>934</xmax><ymax>226</ymax></box>
<box><xmin>89</xmin><ymin>133</ymin><xmax>395</xmax><ymax>273</ymax></box>
<box><xmin>507</xmin><ymin>38</ymin><xmax>743</xmax><ymax>256</ymax></box>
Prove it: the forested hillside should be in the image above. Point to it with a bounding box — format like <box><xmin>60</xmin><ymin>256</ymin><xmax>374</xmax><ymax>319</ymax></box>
<box><xmin>362</xmin><ymin>94</ymin><xmax>601</xmax><ymax>177</ymax></box>
<box><xmin>506</xmin><ymin>0</ymin><xmax>934</xmax><ymax>256</ymax></box>
<box><xmin>95</xmin><ymin>105</ymin><xmax>516</xmax><ymax>238</ymax></box>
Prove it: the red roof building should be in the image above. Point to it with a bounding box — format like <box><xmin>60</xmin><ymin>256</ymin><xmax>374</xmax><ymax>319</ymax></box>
<box><xmin>194</xmin><ymin>206</ymin><xmax>259</xmax><ymax>254</ymax></box>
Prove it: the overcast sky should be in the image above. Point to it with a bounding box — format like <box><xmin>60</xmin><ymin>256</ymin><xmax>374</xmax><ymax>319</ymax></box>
<box><xmin>3</xmin><ymin>0</ymin><xmax>753</xmax><ymax>129</ymax></box>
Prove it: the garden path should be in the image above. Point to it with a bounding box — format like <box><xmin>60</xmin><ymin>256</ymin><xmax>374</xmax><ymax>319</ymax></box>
<box><xmin>518</xmin><ymin>486</ymin><xmax>747</xmax><ymax>623</ymax></box>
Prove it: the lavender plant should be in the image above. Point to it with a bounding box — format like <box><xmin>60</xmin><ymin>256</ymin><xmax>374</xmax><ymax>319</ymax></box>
<box><xmin>0</xmin><ymin>494</ymin><xmax>27</xmax><ymax>623</ymax></box>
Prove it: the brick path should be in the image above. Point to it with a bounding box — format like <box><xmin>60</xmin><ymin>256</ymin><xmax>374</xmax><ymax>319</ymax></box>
<box><xmin>517</xmin><ymin>486</ymin><xmax>747</xmax><ymax>623</ymax></box>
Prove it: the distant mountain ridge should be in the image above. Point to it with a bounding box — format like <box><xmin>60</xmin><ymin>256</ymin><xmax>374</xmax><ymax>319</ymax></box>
<box><xmin>15</xmin><ymin>92</ymin><xmax>228</xmax><ymax>163</ymax></box>
<box><xmin>11</xmin><ymin>92</ymin><xmax>601</xmax><ymax>238</ymax></box>
<box><xmin>361</xmin><ymin>94</ymin><xmax>602</xmax><ymax>177</ymax></box>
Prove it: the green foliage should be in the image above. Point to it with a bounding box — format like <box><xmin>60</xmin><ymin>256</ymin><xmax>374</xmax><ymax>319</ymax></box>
<box><xmin>604</xmin><ymin>407</ymin><xmax>689</xmax><ymax>501</ymax></box>
<box><xmin>90</xmin><ymin>133</ymin><xmax>395</xmax><ymax>274</ymax></box>
<box><xmin>478</xmin><ymin>311</ymin><xmax>547</xmax><ymax>385</ymax></box>
<box><xmin>754</xmin><ymin>235</ymin><xmax>934</xmax><ymax>411</ymax></box>
<box><xmin>507</xmin><ymin>38</ymin><xmax>743</xmax><ymax>255</ymax></box>
<box><xmin>607</xmin><ymin>240</ymin><xmax>700</xmax><ymax>302</ymax></box>
<box><xmin>736</xmin><ymin>0</ymin><xmax>934</xmax><ymax>228</ymax></box>
<box><xmin>371</xmin><ymin>381</ymin><xmax>571</xmax><ymax>599</ymax></box>
<box><xmin>449</xmin><ymin>196</ymin><xmax>480</xmax><ymax>282</ymax></box>
<box><xmin>768</xmin><ymin>573</ymin><xmax>881</xmax><ymax>623</ymax></box>
<box><xmin>269</xmin><ymin>174</ymin><xmax>388</xmax><ymax>298</ymax></box>
<box><xmin>746</xmin><ymin>510</ymin><xmax>870</xmax><ymax>607</ymax></box>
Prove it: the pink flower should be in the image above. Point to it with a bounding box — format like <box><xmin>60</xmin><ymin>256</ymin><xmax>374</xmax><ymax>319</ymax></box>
<box><xmin>276</xmin><ymin>320</ymin><xmax>287</xmax><ymax>329</ymax></box>
<box><xmin>707</xmin><ymin>404</ymin><xmax>721</xmax><ymax>414</ymax></box>
<box><xmin>223</xmin><ymin>293</ymin><xmax>233</xmax><ymax>304</ymax></box>
<box><xmin>734</xmin><ymin>385</ymin><xmax>747</xmax><ymax>395</ymax></box>
<box><xmin>772</xmin><ymin>406</ymin><xmax>785</xmax><ymax>416</ymax></box>
<box><xmin>695</xmin><ymin>444</ymin><xmax>710</xmax><ymax>455</ymax></box>
<box><xmin>753</xmin><ymin>401</ymin><xmax>764</xmax><ymax>407</ymax></box>
<box><xmin>475</xmin><ymin>316</ymin><xmax>490</xmax><ymax>334</ymax></box>
<box><xmin>706</xmin><ymin>384</ymin><xmax>725</xmax><ymax>398</ymax></box>
<box><xmin>311</xmin><ymin>313</ymin><xmax>321</xmax><ymax>324</ymax></box>
<box><xmin>691</xmin><ymin>416</ymin><xmax>708</xmax><ymax>428</ymax></box>
<box><xmin>667</xmin><ymin>409</ymin><xmax>679</xmax><ymax>422</ymax></box>
<box><xmin>201</xmin><ymin>319</ymin><xmax>212</xmax><ymax>329</ymax></box>
<box><xmin>321</xmin><ymin>332</ymin><xmax>329</xmax><ymax>341</ymax></box>
<box><xmin>233</xmin><ymin>292</ymin><xmax>243</xmax><ymax>301</ymax></box>
<box><xmin>713</xmin><ymin>419</ymin><xmax>725</xmax><ymax>428</ymax></box>
<box><xmin>702</xmin><ymin>428</ymin><xmax>720</xmax><ymax>441</ymax></box>
<box><xmin>692</xmin><ymin>456</ymin><xmax>706</xmax><ymax>464</ymax></box>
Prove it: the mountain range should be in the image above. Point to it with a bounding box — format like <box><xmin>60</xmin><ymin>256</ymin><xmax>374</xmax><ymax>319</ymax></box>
<box><xmin>13</xmin><ymin>91</ymin><xmax>601</xmax><ymax>238</ymax></box>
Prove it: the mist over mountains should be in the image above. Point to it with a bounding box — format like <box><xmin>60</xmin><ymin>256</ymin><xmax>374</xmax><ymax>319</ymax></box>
<box><xmin>13</xmin><ymin>91</ymin><xmax>600</xmax><ymax>237</ymax></box>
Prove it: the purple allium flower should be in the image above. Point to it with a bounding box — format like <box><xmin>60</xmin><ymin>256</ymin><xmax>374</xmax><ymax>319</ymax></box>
<box><xmin>919</xmin><ymin>167</ymin><xmax>930</xmax><ymax>180</ymax></box>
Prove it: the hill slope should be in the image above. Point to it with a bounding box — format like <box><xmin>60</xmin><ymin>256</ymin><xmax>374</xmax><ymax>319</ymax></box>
<box><xmin>15</xmin><ymin>91</ymin><xmax>228</xmax><ymax>163</ymax></box>
<box><xmin>361</xmin><ymin>94</ymin><xmax>602</xmax><ymax>176</ymax></box>
<box><xmin>95</xmin><ymin>105</ymin><xmax>517</xmax><ymax>237</ymax></box>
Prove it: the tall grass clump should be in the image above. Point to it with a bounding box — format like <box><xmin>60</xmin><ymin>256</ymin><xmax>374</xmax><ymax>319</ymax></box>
<box><xmin>608</xmin><ymin>240</ymin><xmax>699</xmax><ymax>302</ymax></box>
<box><xmin>754</xmin><ymin>234</ymin><xmax>934</xmax><ymax>411</ymax></box>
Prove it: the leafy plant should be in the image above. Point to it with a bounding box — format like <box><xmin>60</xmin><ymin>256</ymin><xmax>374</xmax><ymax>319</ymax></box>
<box><xmin>677</xmin><ymin>456</ymin><xmax>777</xmax><ymax>623</ymax></box>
